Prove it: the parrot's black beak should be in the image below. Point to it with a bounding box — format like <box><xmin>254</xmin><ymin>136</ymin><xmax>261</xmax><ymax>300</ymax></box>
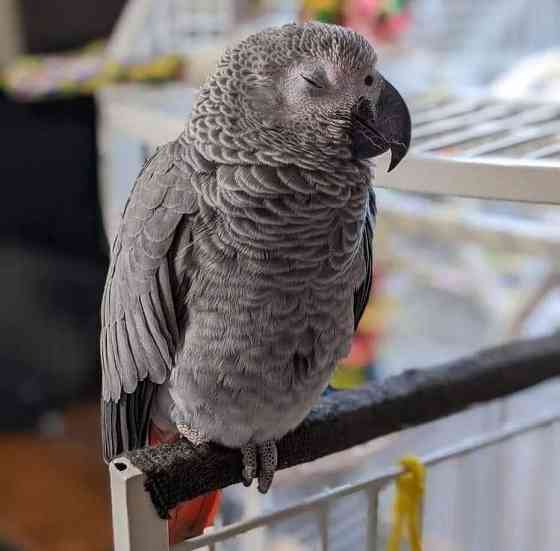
<box><xmin>351</xmin><ymin>75</ymin><xmax>411</xmax><ymax>171</ymax></box>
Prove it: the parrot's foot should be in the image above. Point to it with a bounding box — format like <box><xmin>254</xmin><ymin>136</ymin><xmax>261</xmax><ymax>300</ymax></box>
<box><xmin>240</xmin><ymin>440</ymin><xmax>278</xmax><ymax>494</ymax></box>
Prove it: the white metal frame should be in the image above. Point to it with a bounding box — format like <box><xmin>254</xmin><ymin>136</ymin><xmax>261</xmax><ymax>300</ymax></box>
<box><xmin>106</xmin><ymin>0</ymin><xmax>298</xmax><ymax>67</ymax></box>
<box><xmin>107</xmin><ymin>0</ymin><xmax>244</xmax><ymax>64</ymax></box>
<box><xmin>379</xmin><ymin>153</ymin><xmax>560</xmax><ymax>205</ymax></box>
<box><xmin>378</xmin><ymin>95</ymin><xmax>560</xmax><ymax>205</ymax></box>
<box><xmin>110</xmin><ymin>409</ymin><xmax>560</xmax><ymax>550</ymax></box>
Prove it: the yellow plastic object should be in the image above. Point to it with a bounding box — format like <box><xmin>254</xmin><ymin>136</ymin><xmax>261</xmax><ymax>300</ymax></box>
<box><xmin>329</xmin><ymin>364</ymin><xmax>368</xmax><ymax>389</ymax></box>
<box><xmin>121</xmin><ymin>55</ymin><xmax>182</xmax><ymax>82</ymax></box>
<box><xmin>303</xmin><ymin>0</ymin><xmax>340</xmax><ymax>9</ymax></box>
<box><xmin>387</xmin><ymin>456</ymin><xmax>425</xmax><ymax>551</ymax></box>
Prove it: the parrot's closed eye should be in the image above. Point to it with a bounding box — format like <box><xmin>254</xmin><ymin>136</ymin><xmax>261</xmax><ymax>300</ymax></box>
<box><xmin>301</xmin><ymin>74</ymin><xmax>323</xmax><ymax>88</ymax></box>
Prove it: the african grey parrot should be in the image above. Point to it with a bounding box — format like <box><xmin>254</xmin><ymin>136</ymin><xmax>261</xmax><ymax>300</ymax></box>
<box><xmin>100</xmin><ymin>21</ymin><xmax>410</xmax><ymax>504</ymax></box>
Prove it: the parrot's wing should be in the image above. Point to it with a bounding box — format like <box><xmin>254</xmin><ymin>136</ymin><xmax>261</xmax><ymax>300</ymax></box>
<box><xmin>100</xmin><ymin>141</ymin><xmax>200</xmax><ymax>461</ymax></box>
<box><xmin>353</xmin><ymin>188</ymin><xmax>376</xmax><ymax>330</ymax></box>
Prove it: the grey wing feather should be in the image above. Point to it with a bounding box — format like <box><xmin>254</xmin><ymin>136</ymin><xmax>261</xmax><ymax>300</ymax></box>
<box><xmin>100</xmin><ymin>141</ymin><xmax>199</xmax><ymax>462</ymax></box>
<box><xmin>353</xmin><ymin>188</ymin><xmax>376</xmax><ymax>330</ymax></box>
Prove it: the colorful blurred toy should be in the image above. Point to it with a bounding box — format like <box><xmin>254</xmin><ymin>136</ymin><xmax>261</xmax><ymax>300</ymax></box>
<box><xmin>300</xmin><ymin>0</ymin><xmax>343</xmax><ymax>23</ymax></box>
<box><xmin>1</xmin><ymin>41</ymin><xmax>183</xmax><ymax>101</ymax></box>
<box><xmin>344</xmin><ymin>0</ymin><xmax>411</xmax><ymax>43</ymax></box>
<box><xmin>301</xmin><ymin>0</ymin><xmax>411</xmax><ymax>44</ymax></box>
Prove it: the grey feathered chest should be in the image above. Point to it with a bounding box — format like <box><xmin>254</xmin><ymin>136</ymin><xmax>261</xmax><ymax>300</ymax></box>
<box><xmin>101</xmin><ymin>137</ymin><xmax>375</xmax><ymax>456</ymax></box>
<box><xmin>99</xmin><ymin>21</ymin><xmax>411</xmax><ymax>465</ymax></box>
<box><xmin>160</xmin><ymin>138</ymin><xmax>372</xmax><ymax>446</ymax></box>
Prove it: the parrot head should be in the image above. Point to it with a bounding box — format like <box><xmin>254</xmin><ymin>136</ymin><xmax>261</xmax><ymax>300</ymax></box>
<box><xmin>189</xmin><ymin>22</ymin><xmax>411</xmax><ymax>171</ymax></box>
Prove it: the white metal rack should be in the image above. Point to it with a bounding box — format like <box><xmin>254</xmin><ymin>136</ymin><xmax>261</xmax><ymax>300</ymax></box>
<box><xmin>107</xmin><ymin>0</ymin><xmax>298</xmax><ymax>67</ymax></box>
<box><xmin>379</xmin><ymin>95</ymin><xmax>560</xmax><ymax>204</ymax></box>
<box><xmin>110</xmin><ymin>409</ymin><xmax>560</xmax><ymax>550</ymax></box>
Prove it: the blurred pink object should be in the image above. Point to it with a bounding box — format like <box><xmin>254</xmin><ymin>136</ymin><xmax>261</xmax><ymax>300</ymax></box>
<box><xmin>343</xmin><ymin>0</ymin><xmax>376</xmax><ymax>43</ymax></box>
<box><xmin>343</xmin><ymin>0</ymin><xmax>411</xmax><ymax>44</ymax></box>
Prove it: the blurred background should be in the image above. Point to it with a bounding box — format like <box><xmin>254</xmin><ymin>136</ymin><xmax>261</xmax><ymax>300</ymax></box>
<box><xmin>2</xmin><ymin>1</ymin><xmax>560</xmax><ymax>550</ymax></box>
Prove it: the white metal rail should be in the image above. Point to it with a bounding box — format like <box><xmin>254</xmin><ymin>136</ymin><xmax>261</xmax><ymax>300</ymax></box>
<box><xmin>379</xmin><ymin>95</ymin><xmax>560</xmax><ymax>204</ymax></box>
<box><xmin>110</xmin><ymin>408</ymin><xmax>560</xmax><ymax>550</ymax></box>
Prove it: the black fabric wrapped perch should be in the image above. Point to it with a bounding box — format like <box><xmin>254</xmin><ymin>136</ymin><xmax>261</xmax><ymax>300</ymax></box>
<box><xmin>126</xmin><ymin>334</ymin><xmax>560</xmax><ymax>519</ymax></box>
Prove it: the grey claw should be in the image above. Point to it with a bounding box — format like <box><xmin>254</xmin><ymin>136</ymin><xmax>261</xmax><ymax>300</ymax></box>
<box><xmin>257</xmin><ymin>440</ymin><xmax>278</xmax><ymax>494</ymax></box>
<box><xmin>257</xmin><ymin>475</ymin><xmax>273</xmax><ymax>494</ymax></box>
<box><xmin>242</xmin><ymin>467</ymin><xmax>255</xmax><ymax>487</ymax></box>
<box><xmin>241</xmin><ymin>443</ymin><xmax>257</xmax><ymax>487</ymax></box>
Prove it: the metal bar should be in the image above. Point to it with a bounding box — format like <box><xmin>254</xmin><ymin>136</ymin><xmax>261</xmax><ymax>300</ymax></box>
<box><xmin>365</xmin><ymin>486</ymin><xmax>379</xmax><ymax>551</ymax></box>
<box><xmin>206</xmin><ymin>535</ymin><xmax>216</xmax><ymax>551</ymax></box>
<box><xmin>377</xmin><ymin>153</ymin><xmax>560</xmax><ymax>205</ymax></box>
<box><xmin>412</xmin><ymin>98</ymin><xmax>486</xmax><ymax>126</ymax></box>
<box><xmin>540</xmin><ymin>420</ymin><xmax>560</xmax><ymax>550</ymax></box>
<box><xmin>179</xmin><ymin>408</ymin><xmax>560</xmax><ymax>549</ymax></box>
<box><xmin>459</xmin><ymin>121</ymin><xmax>560</xmax><ymax>158</ymax></box>
<box><xmin>414</xmin><ymin>123</ymin><xmax>505</xmax><ymax>152</ymax></box>
<box><xmin>110</xmin><ymin>458</ymin><xmax>169</xmax><ymax>551</ymax></box>
<box><xmin>526</xmin><ymin>142</ymin><xmax>560</xmax><ymax>160</ymax></box>
<box><xmin>486</xmin><ymin>103</ymin><xmax>560</xmax><ymax>128</ymax></box>
<box><xmin>318</xmin><ymin>503</ymin><xmax>330</xmax><ymax>551</ymax></box>
<box><xmin>181</xmin><ymin>477</ymin><xmax>396</xmax><ymax>549</ymax></box>
<box><xmin>379</xmin><ymin>192</ymin><xmax>560</xmax><ymax>256</ymax></box>
<box><xmin>410</xmin><ymin>97</ymin><xmax>453</xmax><ymax>117</ymax></box>
<box><xmin>414</xmin><ymin>104</ymin><xmax>560</xmax><ymax>153</ymax></box>
<box><xmin>423</xmin><ymin>408</ymin><xmax>560</xmax><ymax>467</ymax></box>
<box><xmin>413</xmin><ymin>103</ymin><xmax>514</xmax><ymax>139</ymax></box>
